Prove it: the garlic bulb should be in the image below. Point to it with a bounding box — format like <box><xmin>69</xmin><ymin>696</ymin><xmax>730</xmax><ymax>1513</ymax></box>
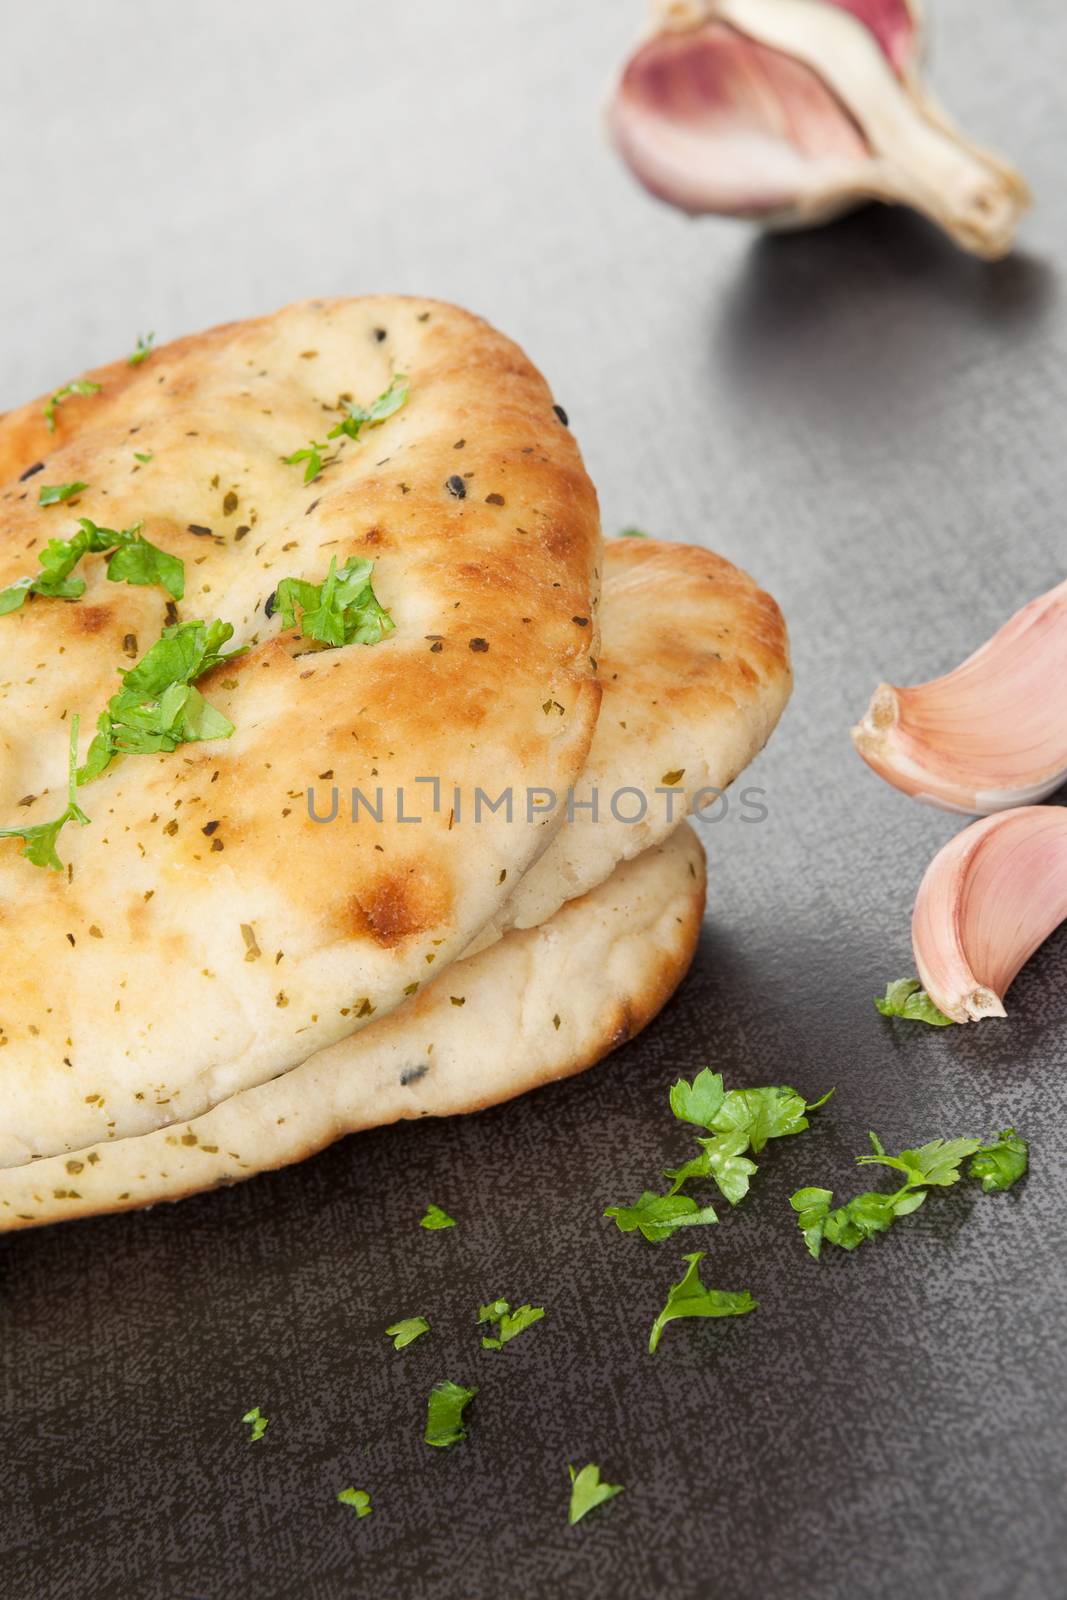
<box><xmin>609</xmin><ymin>0</ymin><xmax>1030</xmax><ymax>258</ymax></box>
<box><xmin>852</xmin><ymin>578</ymin><xmax>1067</xmax><ymax>815</ymax></box>
<box><xmin>912</xmin><ymin>806</ymin><xmax>1067</xmax><ymax>1021</ymax></box>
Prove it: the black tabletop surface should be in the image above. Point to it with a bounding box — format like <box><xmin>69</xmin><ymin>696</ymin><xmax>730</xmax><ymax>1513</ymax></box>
<box><xmin>1</xmin><ymin>3</ymin><xmax>1065</xmax><ymax>1597</ymax></box>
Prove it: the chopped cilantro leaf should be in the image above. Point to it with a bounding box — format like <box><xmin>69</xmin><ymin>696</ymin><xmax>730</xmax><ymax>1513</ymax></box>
<box><xmin>386</xmin><ymin>1316</ymin><xmax>430</xmax><ymax>1350</ymax></box>
<box><xmin>327</xmin><ymin>375</ymin><xmax>409</xmax><ymax>442</ymax></box>
<box><xmin>133</xmin><ymin>451</ymin><xmax>154</xmax><ymax>464</ymax></box>
<box><xmin>663</xmin><ymin>1074</ymin><xmax>832</xmax><ymax>1207</ymax></box>
<box><xmin>0</xmin><ymin>517</ymin><xmax>183</xmax><ymax>616</ymax></box>
<box><xmin>875</xmin><ymin>978</ymin><xmax>954</xmax><ymax>1026</ymax></box>
<box><xmin>78</xmin><ymin>618</ymin><xmax>243</xmax><ymax>783</ymax></box>
<box><xmin>568</xmin><ymin>1463</ymin><xmax>624</xmax><ymax>1525</ymax></box>
<box><xmin>0</xmin><ymin>715</ymin><xmax>89</xmax><ymax>870</ymax></box>
<box><xmin>604</xmin><ymin>1188</ymin><xmax>718</xmax><ymax>1243</ymax></box>
<box><xmin>968</xmin><ymin>1128</ymin><xmax>1029</xmax><ymax>1193</ymax></box>
<box><xmin>617</xmin><ymin>527</ymin><xmax>649</xmax><ymax>538</ymax></box>
<box><xmin>669</xmin><ymin>1068</ymin><xmax>725</xmax><ymax>1128</ymax></box>
<box><xmin>648</xmin><ymin>1251</ymin><xmax>756</xmax><ymax>1354</ymax></box>
<box><xmin>477</xmin><ymin>1299</ymin><xmax>545</xmax><ymax>1349</ymax></box>
<box><xmin>336</xmin><ymin>1487</ymin><xmax>372</xmax><ymax>1517</ymax></box>
<box><xmin>420</xmin><ymin>1203</ymin><xmax>455</xmax><ymax>1230</ymax></box>
<box><xmin>424</xmin><ymin>1380</ymin><xmax>477</xmax><ymax>1448</ymax></box>
<box><xmin>241</xmin><ymin>1406</ymin><xmax>268</xmax><ymax>1442</ymax></box>
<box><xmin>44</xmin><ymin>379</ymin><xmax>100</xmax><ymax>432</ymax></box>
<box><xmin>274</xmin><ymin>555</ymin><xmax>394</xmax><ymax>649</ymax></box>
<box><xmin>283</xmin><ymin>440</ymin><xmax>330</xmax><ymax>483</ymax></box>
<box><xmin>38</xmin><ymin>481</ymin><xmax>88</xmax><ymax>506</ymax></box>
<box><xmin>128</xmin><ymin>332</ymin><xmax>155</xmax><ymax>365</ymax></box>
<box><xmin>792</xmin><ymin>1126</ymin><xmax>1025</xmax><ymax>1258</ymax></box>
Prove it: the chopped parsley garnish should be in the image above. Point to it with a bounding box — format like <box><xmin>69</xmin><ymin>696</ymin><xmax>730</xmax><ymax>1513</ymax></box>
<box><xmin>274</xmin><ymin>556</ymin><xmax>394</xmax><ymax>649</ymax></box>
<box><xmin>477</xmin><ymin>1299</ymin><xmax>545</xmax><ymax>1349</ymax></box>
<box><xmin>875</xmin><ymin>977</ymin><xmax>954</xmax><ymax>1026</ymax></box>
<box><xmin>424</xmin><ymin>1381</ymin><xmax>477</xmax><ymax>1448</ymax></box>
<box><xmin>617</xmin><ymin>526</ymin><xmax>649</xmax><ymax>538</ymax></box>
<box><xmin>568</xmin><ymin>1464</ymin><xmax>624</xmax><ymax>1525</ymax></box>
<box><xmin>327</xmin><ymin>375</ymin><xmax>409</xmax><ymax>442</ymax></box>
<box><xmin>386</xmin><ymin>1316</ymin><xmax>430</xmax><ymax>1350</ymax></box>
<box><xmin>419</xmin><ymin>1203</ymin><xmax>455</xmax><ymax>1230</ymax></box>
<box><xmin>38</xmin><ymin>481</ymin><xmax>87</xmax><ymax>507</ymax></box>
<box><xmin>133</xmin><ymin>451</ymin><xmax>154</xmax><ymax>464</ymax></box>
<box><xmin>241</xmin><ymin>1406</ymin><xmax>268</xmax><ymax>1442</ymax></box>
<box><xmin>44</xmin><ymin>379</ymin><xmax>100</xmax><ymax>432</ymax></box>
<box><xmin>604</xmin><ymin>1189</ymin><xmax>718</xmax><ymax>1243</ymax></box>
<box><xmin>648</xmin><ymin>1251</ymin><xmax>756</xmax><ymax>1354</ymax></box>
<box><xmin>663</xmin><ymin>1071</ymin><xmax>833</xmax><ymax>1207</ymax></box>
<box><xmin>0</xmin><ymin>517</ymin><xmax>183</xmax><ymax>616</ymax></box>
<box><xmin>791</xmin><ymin>1127</ymin><xmax>1028</xmax><ymax>1258</ymax></box>
<box><xmin>0</xmin><ymin>715</ymin><xmax>89</xmax><ymax>870</ymax></box>
<box><xmin>283</xmin><ymin>440</ymin><xmax>330</xmax><ymax>483</ymax></box>
<box><xmin>336</xmin><ymin>1487</ymin><xmax>372</xmax><ymax>1518</ymax></box>
<box><xmin>78</xmin><ymin>618</ymin><xmax>243</xmax><ymax>784</ymax></box>
<box><xmin>969</xmin><ymin>1128</ymin><xmax>1029</xmax><ymax>1192</ymax></box>
<box><xmin>128</xmin><ymin>332</ymin><xmax>155</xmax><ymax>366</ymax></box>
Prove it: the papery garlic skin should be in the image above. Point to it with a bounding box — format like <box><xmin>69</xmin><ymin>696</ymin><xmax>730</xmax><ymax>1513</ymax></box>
<box><xmin>912</xmin><ymin>806</ymin><xmax>1067</xmax><ymax>1022</ymax></box>
<box><xmin>852</xmin><ymin>578</ymin><xmax>1067</xmax><ymax>816</ymax></box>
<box><xmin>610</xmin><ymin>0</ymin><xmax>1030</xmax><ymax>258</ymax></box>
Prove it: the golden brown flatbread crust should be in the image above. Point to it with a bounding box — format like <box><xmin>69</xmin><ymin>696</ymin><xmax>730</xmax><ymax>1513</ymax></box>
<box><xmin>0</xmin><ymin>825</ymin><xmax>704</xmax><ymax>1231</ymax></box>
<box><xmin>0</xmin><ymin>297</ymin><xmax>601</xmax><ymax>1162</ymax></box>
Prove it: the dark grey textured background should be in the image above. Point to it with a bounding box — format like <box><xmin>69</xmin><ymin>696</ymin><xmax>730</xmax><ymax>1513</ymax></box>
<box><xmin>1</xmin><ymin>2</ymin><xmax>1064</xmax><ymax>1597</ymax></box>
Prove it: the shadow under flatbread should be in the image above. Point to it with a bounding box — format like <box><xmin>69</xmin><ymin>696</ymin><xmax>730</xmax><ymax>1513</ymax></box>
<box><xmin>712</xmin><ymin>205</ymin><xmax>1057</xmax><ymax>426</ymax></box>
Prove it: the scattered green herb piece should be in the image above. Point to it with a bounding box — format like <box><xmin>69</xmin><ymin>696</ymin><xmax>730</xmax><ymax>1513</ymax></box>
<box><xmin>663</xmin><ymin>1074</ymin><xmax>832</xmax><ymax>1207</ymax></box>
<box><xmin>477</xmin><ymin>1299</ymin><xmax>545</xmax><ymax>1349</ymax></box>
<box><xmin>968</xmin><ymin>1128</ymin><xmax>1029</xmax><ymax>1193</ymax></box>
<box><xmin>669</xmin><ymin>1068</ymin><xmax>725</xmax><ymax>1128</ymax></box>
<box><xmin>133</xmin><ymin>451</ymin><xmax>153</xmax><ymax>464</ymax></box>
<box><xmin>44</xmin><ymin>378</ymin><xmax>101</xmax><ymax>432</ymax></box>
<box><xmin>618</xmin><ymin>527</ymin><xmax>649</xmax><ymax>538</ymax></box>
<box><xmin>424</xmin><ymin>1381</ymin><xmax>477</xmax><ymax>1448</ymax></box>
<box><xmin>568</xmin><ymin>1463</ymin><xmax>624</xmax><ymax>1526</ymax></box>
<box><xmin>327</xmin><ymin>374</ymin><xmax>409</xmax><ymax>442</ymax></box>
<box><xmin>274</xmin><ymin>556</ymin><xmax>394</xmax><ymax>649</ymax></box>
<box><xmin>420</xmin><ymin>1203</ymin><xmax>455</xmax><ymax>1231</ymax></box>
<box><xmin>283</xmin><ymin>440</ymin><xmax>330</xmax><ymax>483</ymax></box>
<box><xmin>386</xmin><ymin>1316</ymin><xmax>430</xmax><ymax>1350</ymax></box>
<box><xmin>664</xmin><ymin>1132</ymin><xmax>759</xmax><ymax>1207</ymax></box>
<box><xmin>336</xmin><ymin>1487</ymin><xmax>372</xmax><ymax>1518</ymax></box>
<box><xmin>128</xmin><ymin>332</ymin><xmax>155</xmax><ymax>366</ymax></box>
<box><xmin>0</xmin><ymin>517</ymin><xmax>183</xmax><ymax>616</ymax></box>
<box><xmin>604</xmin><ymin>1189</ymin><xmax>718</xmax><ymax>1243</ymax></box>
<box><xmin>875</xmin><ymin>978</ymin><xmax>954</xmax><ymax>1026</ymax></box>
<box><xmin>38</xmin><ymin>481</ymin><xmax>88</xmax><ymax>507</ymax></box>
<box><xmin>648</xmin><ymin>1251</ymin><xmax>756</xmax><ymax>1354</ymax></box>
<box><xmin>78</xmin><ymin>618</ymin><xmax>243</xmax><ymax>783</ymax></box>
<box><xmin>790</xmin><ymin>1128</ymin><xmax>1012</xmax><ymax>1259</ymax></box>
<box><xmin>241</xmin><ymin>1406</ymin><xmax>268</xmax><ymax>1442</ymax></box>
<box><xmin>0</xmin><ymin>715</ymin><xmax>89</xmax><ymax>870</ymax></box>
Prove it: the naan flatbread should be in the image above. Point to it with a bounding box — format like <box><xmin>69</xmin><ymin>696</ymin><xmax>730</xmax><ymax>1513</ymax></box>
<box><xmin>0</xmin><ymin>298</ymin><xmax>601</xmax><ymax>1163</ymax></box>
<box><xmin>465</xmin><ymin>534</ymin><xmax>790</xmax><ymax>949</ymax></box>
<box><xmin>0</xmin><ymin>825</ymin><xmax>704</xmax><ymax>1230</ymax></box>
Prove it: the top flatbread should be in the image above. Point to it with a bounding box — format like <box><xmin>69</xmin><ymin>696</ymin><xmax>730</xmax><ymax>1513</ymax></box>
<box><xmin>0</xmin><ymin>297</ymin><xmax>601</xmax><ymax>1163</ymax></box>
<box><xmin>465</xmin><ymin>534</ymin><xmax>791</xmax><ymax>949</ymax></box>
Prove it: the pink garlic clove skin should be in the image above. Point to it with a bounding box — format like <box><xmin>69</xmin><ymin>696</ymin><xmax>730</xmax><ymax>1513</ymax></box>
<box><xmin>852</xmin><ymin>578</ymin><xmax>1067</xmax><ymax>816</ymax></box>
<box><xmin>609</xmin><ymin>0</ymin><xmax>1030</xmax><ymax>258</ymax></box>
<box><xmin>823</xmin><ymin>0</ymin><xmax>923</xmax><ymax>80</ymax></box>
<box><xmin>912</xmin><ymin>806</ymin><xmax>1067</xmax><ymax>1022</ymax></box>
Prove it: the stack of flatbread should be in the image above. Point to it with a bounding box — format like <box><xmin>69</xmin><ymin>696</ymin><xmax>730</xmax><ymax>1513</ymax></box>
<box><xmin>0</xmin><ymin>298</ymin><xmax>790</xmax><ymax>1229</ymax></box>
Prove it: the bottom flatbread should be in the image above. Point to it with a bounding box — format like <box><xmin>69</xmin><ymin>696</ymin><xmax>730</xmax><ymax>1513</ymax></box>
<box><xmin>0</xmin><ymin>824</ymin><xmax>706</xmax><ymax>1231</ymax></box>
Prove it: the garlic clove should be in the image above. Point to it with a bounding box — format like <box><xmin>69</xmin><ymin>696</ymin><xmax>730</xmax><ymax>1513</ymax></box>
<box><xmin>911</xmin><ymin>806</ymin><xmax>1067</xmax><ymax>1022</ymax></box>
<box><xmin>852</xmin><ymin>578</ymin><xmax>1067</xmax><ymax>816</ymax></box>
<box><xmin>609</xmin><ymin>0</ymin><xmax>1030</xmax><ymax>258</ymax></box>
